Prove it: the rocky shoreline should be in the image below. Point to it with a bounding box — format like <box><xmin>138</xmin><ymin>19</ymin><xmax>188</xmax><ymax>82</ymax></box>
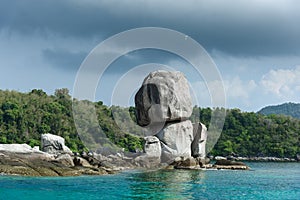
<box><xmin>0</xmin><ymin>70</ymin><xmax>249</xmax><ymax>176</ymax></box>
<box><xmin>0</xmin><ymin>145</ymin><xmax>161</xmax><ymax>177</ymax></box>
<box><xmin>0</xmin><ymin>151</ymin><xmax>110</xmax><ymax>176</ymax></box>
<box><xmin>233</xmin><ymin>156</ymin><xmax>298</xmax><ymax>162</ymax></box>
<box><xmin>0</xmin><ymin>134</ymin><xmax>141</xmax><ymax>177</ymax></box>
<box><xmin>213</xmin><ymin>155</ymin><xmax>299</xmax><ymax>162</ymax></box>
<box><xmin>3</xmin><ymin>150</ymin><xmax>298</xmax><ymax>177</ymax></box>
<box><xmin>0</xmin><ymin>150</ymin><xmax>251</xmax><ymax>177</ymax></box>
<box><xmin>0</xmin><ymin>138</ymin><xmax>252</xmax><ymax>177</ymax></box>
<box><xmin>0</xmin><ymin>141</ymin><xmax>255</xmax><ymax>177</ymax></box>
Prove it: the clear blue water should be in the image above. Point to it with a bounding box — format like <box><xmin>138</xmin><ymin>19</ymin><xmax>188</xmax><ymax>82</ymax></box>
<box><xmin>0</xmin><ymin>162</ymin><xmax>299</xmax><ymax>200</ymax></box>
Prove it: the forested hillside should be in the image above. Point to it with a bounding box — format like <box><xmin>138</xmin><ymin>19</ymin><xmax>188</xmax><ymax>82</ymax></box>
<box><xmin>0</xmin><ymin>89</ymin><xmax>143</xmax><ymax>153</ymax></box>
<box><xmin>206</xmin><ymin>108</ymin><xmax>299</xmax><ymax>158</ymax></box>
<box><xmin>258</xmin><ymin>102</ymin><xmax>300</xmax><ymax>119</ymax></box>
<box><xmin>0</xmin><ymin>89</ymin><xmax>299</xmax><ymax>158</ymax></box>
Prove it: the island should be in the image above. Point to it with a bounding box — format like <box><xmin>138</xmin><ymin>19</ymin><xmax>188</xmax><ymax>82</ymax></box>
<box><xmin>0</xmin><ymin>71</ymin><xmax>254</xmax><ymax>176</ymax></box>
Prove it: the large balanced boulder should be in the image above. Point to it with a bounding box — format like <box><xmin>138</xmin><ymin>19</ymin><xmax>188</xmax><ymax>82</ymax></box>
<box><xmin>156</xmin><ymin>120</ymin><xmax>194</xmax><ymax>162</ymax></box>
<box><xmin>135</xmin><ymin>70</ymin><xmax>193</xmax><ymax>127</ymax></box>
<box><xmin>41</xmin><ymin>133</ymin><xmax>72</xmax><ymax>155</ymax></box>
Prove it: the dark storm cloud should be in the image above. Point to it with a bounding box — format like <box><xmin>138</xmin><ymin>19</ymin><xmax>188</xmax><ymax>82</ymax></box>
<box><xmin>42</xmin><ymin>48</ymin><xmax>87</xmax><ymax>71</ymax></box>
<box><xmin>1</xmin><ymin>0</ymin><xmax>300</xmax><ymax>56</ymax></box>
<box><xmin>0</xmin><ymin>0</ymin><xmax>135</xmax><ymax>37</ymax></box>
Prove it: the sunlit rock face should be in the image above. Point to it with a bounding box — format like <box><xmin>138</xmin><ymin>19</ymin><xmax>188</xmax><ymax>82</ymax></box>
<box><xmin>191</xmin><ymin>122</ymin><xmax>207</xmax><ymax>159</ymax></box>
<box><xmin>41</xmin><ymin>133</ymin><xmax>72</xmax><ymax>155</ymax></box>
<box><xmin>144</xmin><ymin>136</ymin><xmax>161</xmax><ymax>158</ymax></box>
<box><xmin>135</xmin><ymin>70</ymin><xmax>192</xmax><ymax>127</ymax></box>
<box><xmin>156</xmin><ymin>120</ymin><xmax>194</xmax><ymax>162</ymax></box>
<box><xmin>135</xmin><ymin>70</ymin><xmax>207</xmax><ymax>164</ymax></box>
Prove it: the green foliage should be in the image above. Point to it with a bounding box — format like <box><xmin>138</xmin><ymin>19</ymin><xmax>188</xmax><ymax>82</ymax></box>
<box><xmin>197</xmin><ymin>108</ymin><xmax>300</xmax><ymax>158</ymax></box>
<box><xmin>0</xmin><ymin>89</ymin><xmax>299</xmax><ymax>158</ymax></box>
<box><xmin>0</xmin><ymin>89</ymin><xmax>143</xmax><ymax>153</ymax></box>
<box><xmin>28</xmin><ymin>139</ymin><xmax>40</xmax><ymax>147</ymax></box>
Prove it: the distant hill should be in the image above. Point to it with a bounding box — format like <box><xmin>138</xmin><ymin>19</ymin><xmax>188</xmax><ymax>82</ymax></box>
<box><xmin>258</xmin><ymin>102</ymin><xmax>300</xmax><ymax>119</ymax></box>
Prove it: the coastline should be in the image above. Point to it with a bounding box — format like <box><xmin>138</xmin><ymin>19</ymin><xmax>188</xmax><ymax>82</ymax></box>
<box><xmin>0</xmin><ymin>151</ymin><xmax>114</xmax><ymax>177</ymax></box>
<box><xmin>0</xmin><ymin>143</ymin><xmax>298</xmax><ymax>177</ymax></box>
<box><xmin>223</xmin><ymin>156</ymin><xmax>299</xmax><ymax>162</ymax></box>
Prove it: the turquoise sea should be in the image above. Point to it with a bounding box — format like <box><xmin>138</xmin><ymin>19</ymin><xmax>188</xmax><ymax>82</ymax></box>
<box><xmin>0</xmin><ymin>162</ymin><xmax>299</xmax><ymax>200</ymax></box>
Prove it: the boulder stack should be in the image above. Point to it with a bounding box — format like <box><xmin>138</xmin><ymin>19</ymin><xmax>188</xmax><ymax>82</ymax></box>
<box><xmin>135</xmin><ymin>70</ymin><xmax>207</xmax><ymax>164</ymax></box>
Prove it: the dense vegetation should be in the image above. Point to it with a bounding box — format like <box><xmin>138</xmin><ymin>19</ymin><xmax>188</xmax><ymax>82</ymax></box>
<box><xmin>258</xmin><ymin>102</ymin><xmax>300</xmax><ymax>119</ymax></box>
<box><xmin>0</xmin><ymin>89</ymin><xmax>143</xmax><ymax>153</ymax></box>
<box><xmin>0</xmin><ymin>89</ymin><xmax>299</xmax><ymax>158</ymax></box>
<box><xmin>205</xmin><ymin>108</ymin><xmax>300</xmax><ymax>158</ymax></box>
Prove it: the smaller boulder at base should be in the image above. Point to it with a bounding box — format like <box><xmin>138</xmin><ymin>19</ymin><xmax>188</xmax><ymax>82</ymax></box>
<box><xmin>144</xmin><ymin>136</ymin><xmax>161</xmax><ymax>158</ymax></box>
<box><xmin>173</xmin><ymin>157</ymin><xmax>198</xmax><ymax>169</ymax></box>
<box><xmin>191</xmin><ymin>122</ymin><xmax>207</xmax><ymax>159</ymax></box>
<box><xmin>156</xmin><ymin>120</ymin><xmax>194</xmax><ymax>163</ymax></box>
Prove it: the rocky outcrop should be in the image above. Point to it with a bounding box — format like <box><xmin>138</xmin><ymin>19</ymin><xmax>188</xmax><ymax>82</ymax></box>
<box><xmin>225</xmin><ymin>156</ymin><xmax>298</xmax><ymax>162</ymax></box>
<box><xmin>135</xmin><ymin>70</ymin><xmax>209</xmax><ymax>165</ymax></box>
<box><xmin>0</xmin><ymin>134</ymin><xmax>120</xmax><ymax>176</ymax></box>
<box><xmin>41</xmin><ymin>133</ymin><xmax>72</xmax><ymax>155</ymax></box>
<box><xmin>0</xmin><ymin>144</ymin><xmax>45</xmax><ymax>154</ymax></box>
<box><xmin>214</xmin><ymin>156</ymin><xmax>227</xmax><ymax>161</ymax></box>
<box><xmin>172</xmin><ymin>157</ymin><xmax>198</xmax><ymax>169</ymax></box>
<box><xmin>0</xmin><ymin>146</ymin><xmax>134</xmax><ymax>176</ymax></box>
<box><xmin>73</xmin><ymin>156</ymin><xmax>92</xmax><ymax>167</ymax></box>
<box><xmin>135</xmin><ymin>70</ymin><xmax>193</xmax><ymax>126</ymax></box>
<box><xmin>0</xmin><ymin>150</ymin><xmax>110</xmax><ymax>176</ymax></box>
<box><xmin>55</xmin><ymin>154</ymin><xmax>75</xmax><ymax>167</ymax></box>
<box><xmin>213</xmin><ymin>159</ymin><xmax>250</xmax><ymax>170</ymax></box>
<box><xmin>169</xmin><ymin>156</ymin><xmax>211</xmax><ymax>169</ymax></box>
<box><xmin>134</xmin><ymin>155</ymin><xmax>161</xmax><ymax>168</ymax></box>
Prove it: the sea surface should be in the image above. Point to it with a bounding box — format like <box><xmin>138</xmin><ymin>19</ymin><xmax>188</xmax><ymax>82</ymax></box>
<box><xmin>0</xmin><ymin>162</ymin><xmax>299</xmax><ymax>200</ymax></box>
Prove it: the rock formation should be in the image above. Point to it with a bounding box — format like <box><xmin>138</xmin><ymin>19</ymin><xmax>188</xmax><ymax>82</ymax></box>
<box><xmin>0</xmin><ymin>143</ymin><xmax>45</xmax><ymax>154</ymax></box>
<box><xmin>213</xmin><ymin>159</ymin><xmax>250</xmax><ymax>170</ymax></box>
<box><xmin>144</xmin><ymin>136</ymin><xmax>161</xmax><ymax>158</ymax></box>
<box><xmin>156</xmin><ymin>120</ymin><xmax>193</xmax><ymax>162</ymax></box>
<box><xmin>0</xmin><ymin>134</ymin><xmax>127</xmax><ymax>176</ymax></box>
<box><xmin>41</xmin><ymin>133</ymin><xmax>72</xmax><ymax>154</ymax></box>
<box><xmin>135</xmin><ymin>70</ymin><xmax>193</xmax><ymax>126</ymax></box>
<box><xmin>135</xmin><ymin>70</ymin><xmax>207</xmax><ymax>164</ymax></box>
<box><xmin>191</xmin><ymin>122</ymin><xmax>207</xmax><ymax>158</ymax></box>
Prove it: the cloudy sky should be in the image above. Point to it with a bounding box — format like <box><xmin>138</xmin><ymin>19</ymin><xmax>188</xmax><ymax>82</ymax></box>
<box><xmin>1</xmin><ymin>0</ymin><xmax>300</xmax><ymax>111</ymax></box>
